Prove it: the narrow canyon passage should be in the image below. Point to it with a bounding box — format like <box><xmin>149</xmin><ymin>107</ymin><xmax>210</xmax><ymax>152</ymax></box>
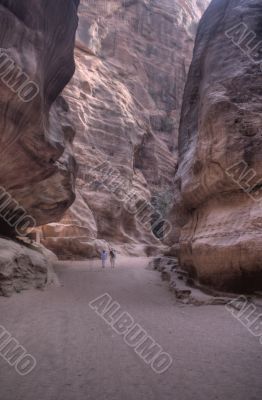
<box><xmin>0</xmin><ymin>257</ymin><xmax>261</xmax><ymax>400</ymax></box>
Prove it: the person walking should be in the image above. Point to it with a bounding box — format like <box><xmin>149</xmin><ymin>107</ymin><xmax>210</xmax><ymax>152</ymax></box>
<box><xmin>109</xmin><ymin>249</ymin><xmax>116</xmax><ymax>268</ymax></box>
<box><xmin>101</xmin><ymin>250</ymin><xmax>108</xmax><ymax>268</ymax></box>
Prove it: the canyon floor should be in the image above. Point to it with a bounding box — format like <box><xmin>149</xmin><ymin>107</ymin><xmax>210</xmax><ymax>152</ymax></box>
<box><xmin>0</xmin><ymin>256</ymin><xmax>261</xmax><ymax>400</ymax></box>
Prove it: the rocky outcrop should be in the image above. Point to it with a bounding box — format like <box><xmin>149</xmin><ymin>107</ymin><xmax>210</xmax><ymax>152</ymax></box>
<box><xmin>0</xmin><ymin>0</ymin><xmax>79</xmax><ymax>294</ymax></box>
<box><xmin>0</xmin><ymin>0</ymin><xmax>79</xmax><ymax>233</ymax></box>
<box><xmin>150</xmin><ymin>257</ymin><xmax>235</xmax><ymax>306</ymax></box>
<box><xmin>174</xmin><ymin>0</ymin><xmax>262</xmax><ymax>292</ymax></box>
<box><xmin>0</xmin><ymin>238</ymin><xmax>57</xmax><ymax>297</ymax></box>
<box><xmin>42</xmin><ymin>0</ymin><xmax>209</xmax><ymax>258</ymax></box>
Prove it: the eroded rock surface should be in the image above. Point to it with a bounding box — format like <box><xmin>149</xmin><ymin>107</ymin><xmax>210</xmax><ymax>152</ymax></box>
<box><xmin>0</xmin><ymin>0</ymin><xmax>79</xmax><ymax>294</ymax></box>
<box><xmin>0</xmin><ymin>0</ymin><xmax>79</xmax><ymax>230</ymax></box>
<box><xmin>174</xmin><ymin>0</ymin><xmax>262</xmax><ymax>291</ymax></box>
<box><xmin>43</xmin><ymin>0</ymin><xmax>209</xmax><ymax>258</ymax></box>
<box><xmin>0</xmin><ymin>238</ymin><xmax>57</xmax><ymax>297</ymax></box>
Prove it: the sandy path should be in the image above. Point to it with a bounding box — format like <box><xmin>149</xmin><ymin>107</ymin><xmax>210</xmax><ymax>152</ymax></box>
<box><xmin>0</xmin><ymin>256</ymin><xmax>261</xmax><ymax>400</ymax></box>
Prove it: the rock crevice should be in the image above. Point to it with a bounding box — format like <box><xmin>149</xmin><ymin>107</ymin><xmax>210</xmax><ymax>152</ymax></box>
<box><xmin>43</xmin><ymin>0</ymin><xmax>210</xmax><ymax>258</ymax></box>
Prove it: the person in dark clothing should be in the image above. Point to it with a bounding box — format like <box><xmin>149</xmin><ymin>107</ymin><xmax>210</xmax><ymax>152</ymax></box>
<box><xmin>109</xmin><ymin>249</ymin><xmax>116</xmax><ymax>268</ymax></box>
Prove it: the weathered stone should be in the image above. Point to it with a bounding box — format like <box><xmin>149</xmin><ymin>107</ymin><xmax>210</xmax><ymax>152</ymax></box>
<box><xmin>0</xmin><ymin>0</ymin><xmax>80</xmax><ymax>294</ymax></box>
<box><xmin>44</xmin><ymin>0</ymin><xmax>209</xmax><ymax>258</ymax></box>
<box><xmin>174</xmin><ymin>0</ymin><xmax>262</xmax><ymax>292</ymax></box>
<box><xmin>0</xmin><ymin>0</ymin><xmax>79</xmax><ymax>232</ymax></box>
<box><xmin>0</xmin><ymin>238</ymin><xmax>57</xmax><ymax>297</ymax></box>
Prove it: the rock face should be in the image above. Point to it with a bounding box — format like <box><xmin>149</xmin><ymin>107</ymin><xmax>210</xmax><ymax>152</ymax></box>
<box><xmin>42</xmin><ymin>0</ymin><xmax>209</xmax><ymax>258</ymax></box>
<box><xmin>0</xmin><ymin>0</ymin><xmax>79</xmax><ymax>234</ymax></box>
<box><xmin>0</xmin><ymin>0</ymin><xmax>79</xmax><ymax>294</ymax></box>
<box><xmin>174</xmin><ymin>0</ymin><xmax>262</xmax><ymax>292</ymax></box>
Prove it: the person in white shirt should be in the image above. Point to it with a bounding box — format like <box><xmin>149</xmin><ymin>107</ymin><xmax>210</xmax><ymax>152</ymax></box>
<box><xmin>101</xmin><ymin>250</ymin><xmax>108</xmax><ymax>268</ymax></box>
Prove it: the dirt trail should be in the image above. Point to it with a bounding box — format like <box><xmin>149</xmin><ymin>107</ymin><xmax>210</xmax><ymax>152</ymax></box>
<box><xmin>0</xmin><ymin>256</ymin><xmax>261</xmax><ymax>400</ymax></box>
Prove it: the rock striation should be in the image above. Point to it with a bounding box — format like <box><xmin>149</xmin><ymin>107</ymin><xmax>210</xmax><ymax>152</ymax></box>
<box><xmin>174</xmin><ymin>0</ymin><xmax>262</xmax><ymax>292</ymax></box>
<box><xmin>0</xmin><ymin>0</ymin><xmax>79</xmax><ymax>294</ymax></box>
<box><xmin>42</xmin><ymin>0</ymin><xmax>209</xmax><ymax>259</ymax></box>
<box><xmin>0</xmin><ymin>0</ymin><xmax>79</xmax><ymax>231</ymax></box>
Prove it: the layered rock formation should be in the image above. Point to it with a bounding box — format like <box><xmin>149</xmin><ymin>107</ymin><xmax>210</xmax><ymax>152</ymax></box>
<box><xmin>0</xmin><ymin>0</ymin><xmax>79</xmax><ymax>230</ymax></box>
<box><xmin>42</xmin><ymin>0</ymin><xmax>209</xmax><ymax>258</ymax></box>
<box><xmin>0</xmin><ymin>0</ymin><xmax>79</xmax><ymax>294</ymax></box>
<box><xmin>174</xmin><ymin>0</ymin><xmax>262</xmax><ymax>291</ymax></box>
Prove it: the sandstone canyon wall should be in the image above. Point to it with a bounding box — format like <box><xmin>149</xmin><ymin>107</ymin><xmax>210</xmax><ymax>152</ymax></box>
<box><xmin>174</xmin><ymin>0</ymin><xmax>262</xmax><ymax>292</ymax></box>
<box><xmin>42</xmin><ymin>0</ymin><xmax>210</xmax><ymax>259</ymax></box>
<box><xmin>0</xmin><ymin>0</ymin><xmax>79</xmax><ymax>295</ymax></box>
